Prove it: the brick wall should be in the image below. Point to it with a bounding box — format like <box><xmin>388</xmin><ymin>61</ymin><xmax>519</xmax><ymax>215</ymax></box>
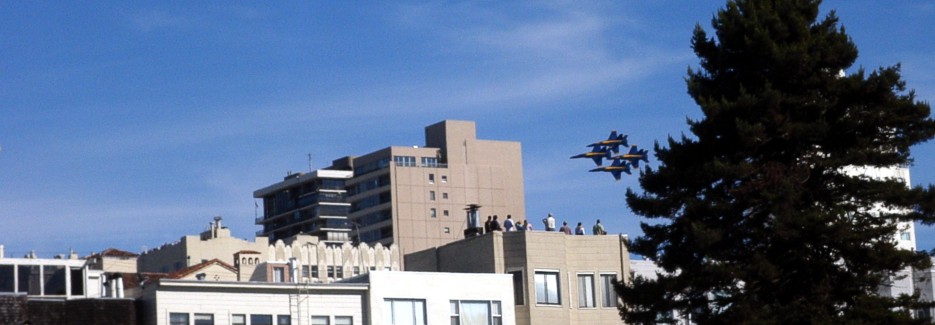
<box><xmin>0</xmin><ymin>295</ymin><xmax>27</xmax><ymax>324</ymax></box>
<box><xmin>0</xmin><ymin>296</ymin><xmax>135</xmax><ymax>325</ymax></box>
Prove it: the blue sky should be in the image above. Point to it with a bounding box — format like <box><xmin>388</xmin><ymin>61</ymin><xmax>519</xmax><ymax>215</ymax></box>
<box><xmin>2</xmin><ymin>1</ymin><xmax>934</xmax><ymax>258</ymax></box>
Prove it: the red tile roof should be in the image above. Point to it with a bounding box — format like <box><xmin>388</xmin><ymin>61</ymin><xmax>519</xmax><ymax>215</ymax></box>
<box><xmin>167</xmin><ymin>258</ymin><xmax>238</xmax><ymax>279</ymax></box>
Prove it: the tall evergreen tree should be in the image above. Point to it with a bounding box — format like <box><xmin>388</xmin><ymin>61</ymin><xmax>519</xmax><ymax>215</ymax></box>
<box><xmin>617</xmin><ymin>0</ymin><xmax>935</xmax><ymax>323</ymax></box>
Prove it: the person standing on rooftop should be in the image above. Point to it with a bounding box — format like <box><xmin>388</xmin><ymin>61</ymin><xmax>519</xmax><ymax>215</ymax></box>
<box><xmin>559</xmin><ymin>221</ymin><xmax>572</xmax><ymax>235</ymax></box>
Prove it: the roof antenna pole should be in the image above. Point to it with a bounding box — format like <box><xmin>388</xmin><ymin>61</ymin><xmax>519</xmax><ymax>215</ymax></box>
<box><xmin>308</xmin><ymin>153</ymin><xmax>313</xmax><ymax>172</ymax></box>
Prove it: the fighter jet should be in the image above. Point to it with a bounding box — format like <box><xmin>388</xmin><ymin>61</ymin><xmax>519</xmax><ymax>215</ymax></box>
<box><xmin>589</xmin><ymin>158</ymin><xmax>631</xmax><ymax>181</ymax></box>
<box><xmin>571</xmin><ymin>145</ymin><xmax>613</xmax><ymax>166</ymax></box>
<box><xmin>587</xmin><ymin>130</ymin><xmax>629</xmax><ymax>153</ymax></box>
<box><xmin>612</xmin><ymin>145</ymin><xmax>650</xmax><ymax>168</ymax></box>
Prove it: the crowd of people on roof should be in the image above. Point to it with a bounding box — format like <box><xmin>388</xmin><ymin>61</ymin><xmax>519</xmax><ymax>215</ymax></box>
<box><xmin>482</xmin><ymin>213</ymin><xmax>607</xmax><ymax>235</ymax></box>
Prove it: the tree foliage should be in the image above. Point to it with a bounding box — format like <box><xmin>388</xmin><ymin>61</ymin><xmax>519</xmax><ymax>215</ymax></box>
<box><xmin>617</xmin><ymin>0</ymin><xmax>935</xmax><ymax>323</ymax></box>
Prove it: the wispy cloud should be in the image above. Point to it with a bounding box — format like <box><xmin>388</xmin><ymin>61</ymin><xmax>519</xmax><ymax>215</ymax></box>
<box><xmin>129</xmin><ymin>9</ymin><xmax>195</xmax><ymax>33</ymax></box>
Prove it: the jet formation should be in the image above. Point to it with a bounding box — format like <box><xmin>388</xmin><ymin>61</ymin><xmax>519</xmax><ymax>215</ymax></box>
<box><xmin>571</xmin><ymin>130</ymin><xmax>649</xmax><ymax>181</ymax></box>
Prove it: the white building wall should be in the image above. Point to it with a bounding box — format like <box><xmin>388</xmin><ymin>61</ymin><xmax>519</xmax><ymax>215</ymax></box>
<box><xmin>366</xmin><ymin>271</ymin><xmax>515</xmax><ymax>325</ymax></box>
<box><xmin>143</xmin><ymin>281</ymin><xmax>367</xmax><ymax>325</ymax></box>
<box><xmin>843</xmin><ymin>165</ymin><xmax>917</xmax><ymax>298</ymax></box>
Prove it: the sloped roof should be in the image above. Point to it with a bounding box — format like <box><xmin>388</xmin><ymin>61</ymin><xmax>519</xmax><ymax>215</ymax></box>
<box><xmin>167</xmin><ymin>258</ymin><xmax>238</xmax><ymax>279</ymax></box>
<box><xmin>87</xmin><ymin>248</ymin><xmax>139</xmax><ymax>258</ymax></box>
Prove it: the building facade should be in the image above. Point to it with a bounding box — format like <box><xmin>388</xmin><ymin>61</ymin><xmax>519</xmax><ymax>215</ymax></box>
<box><xmin>915</xmin><ymin>257</ymin><xmax>935</xmax><ymax>321</ymax></box>
<box><xmin>139</xmin><ymin>271</ymin><xmax>515</xmax><ymax>325</ymax></box>
<box><xmin>405</xmin><ymin>231</ymin><xmax>629</xmax><ymax>325</ymax></box>
<box><xmin>138</xmin><ymin>217</ymin><xmax>271</xmax><ymax>274</ymax></box>
<box><xmin>0</xmin><ymin>251</ymin><xmax>103</xmax><ymax>300</ymax></box>
<box><xmin>254</xmin><ymin>170</ymin><xmax>354</xmax><ymax>244</ymax></box>
<box><xmin>255</xmin><ymin>120</ymin><xmax>526</xmax><ymax>266</ymax></box>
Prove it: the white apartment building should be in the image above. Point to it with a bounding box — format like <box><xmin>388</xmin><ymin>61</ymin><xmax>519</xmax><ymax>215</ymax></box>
<box><xmin>139</xmin><ymin>271</ymin><xmax>515</xmax><ymax>325</ymax></box>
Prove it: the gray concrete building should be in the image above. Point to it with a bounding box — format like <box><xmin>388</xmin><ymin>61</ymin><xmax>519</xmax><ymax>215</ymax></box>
<box><xmin>254</xmin><ymin>169</ymin><xmax>353</xmax><ymax>244</ymax></box>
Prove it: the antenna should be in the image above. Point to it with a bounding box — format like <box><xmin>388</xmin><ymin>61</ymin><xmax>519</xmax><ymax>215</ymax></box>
<box><xmin>308</xmin><ymin>153</ymin><xmax>313</xmax><ymax>172</ymax></box>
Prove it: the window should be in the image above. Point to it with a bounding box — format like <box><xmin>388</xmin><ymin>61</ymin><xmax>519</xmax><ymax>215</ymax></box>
<box><xmin>422</xmin><ymin>157</ymin><xmax>438</xmax><ymax>167</ymax></box>
<box><xmin>302</xmin><ymin>265</ymin><xmax>310</xmax><ymax>278</ymax></box>
<box><xmin>335</xmin><ymin>316</ymin><xmax>353</xmax><ymax>325</ymax></box>
<box><xmin>441</xmin><ymin>175</ymin><xmax>447</xmax><ymax>183</ymax></box>
<box><xmin>444</xmin><ymin>227</ymin><xmax>450</xmax><ymax>234</ymax></box>
<box><xmin>337</xmin><ymin>266</ymin><xmax>344</xmax><ymax>278</ymax></box>
<box><xmin>232</xmin><ymin>314</ymin><xmax>246</xmax><ymax>325</ymax></box>
<box><xmin>901</xmin><ymin>231</ymin><xmax>911</xmax><ymax>240</ymax></box>
<box><xmin>450</xmin><ymin>300</ymin><xmax>502</xmax><ymax>325</ymax></box>
<box><xmin>194</xmin><ymin>314</ymin><xmax>214</xmax><ymax>325</ymax></box>
<box><xmin>312</xmin><ymin>266</ymin><xmax>319</xmax><ymax>278</ymax></box>
<box><xmin>429</xmin><ymin>173</ymin><xmax>435</xmax><ymax>183</ymax></box>
<box><xmin>251</xmin><ymin>314</ymin><xmax>273</xmax><ymax>325</ymax></box>
<box><xmin>444</xmin><ymin>210</ymin><xmax>449</xmax><ymax>217</ymax></box>
<box><xmin>442</xmin><ymin>192</ymin><xmax>448</xmax><ymax>199</ymax></box>
<box><xmin>577</xmin><ymin>274</ymin><xmax>595</xmax><ymax>308</ymax></box>
<box><xmin>327</xmin><ymin>266</ymin><xmax>335</xmax><ymax>278</ymax></box>
<box><xmin>429</xmin><ymin>191</ymin><xmax>436</xmax><ymax>201</ymax></box>
<box><xmin>394</xmin><ymin>156</ymin><xmax>416</xmax><ymax>167</ymax></box>
<box><xmin>535</xmin><ymin>271</ymin><xmax>561</xmax><ymax>305</ymax></box>
<box><xmin>431</xmin><ymin>208</ymin><xmax>437</xmax><ymax>218</ymax></box>
<box><xmin>0</xmin><ymin>265</ymin><xmax>13</xmax><ymax>292</ymax></box>
<box><xmin>273</xmin><ymin>267</ymin><xmax>285</xmax><ymax>282</ymax></box>
<box><xmin>169</xmin><ymin>313</ymin><xmax>188</xmax><ymax>325</ymax></box>
<box><xmin>278</xmin><ymin>315</ymin><xmax>291</xmax><ymax>325</ymax></box>
<box><xmin>384</xmin><ymin>299</ymin><xmax>426</xmax><ymax>325</ymax></box>
<box><xmin>601</xmin><ymin>274</ymin><xmax>618</xmax><ymax>307</ymax></box>
<box><xmin>509</xmin><ymin>270</ymin><xmax>525</xmax><ymax>305</ymax></box>
<box><xmin>353</xmin><ymin>266</ymin><xmax>360</xmax><ymax>276</ymax></box>
<box><xmin>311</xmin><ymin>316</ymin><xmax>329</xmax><ymax>325</ymax></box>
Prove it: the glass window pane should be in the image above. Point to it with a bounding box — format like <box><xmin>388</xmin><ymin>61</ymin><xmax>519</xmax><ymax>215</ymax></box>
<box><xmin>278</xmin><ymin>315</ymin><xmax>291</xmax><ymax>325</ymax></box>
<box><xmin>311</xmin><ymin>316</ymin><xmax>329</xmax><ymax>325</ymax></box>
<box><xmin>232</xmin><ymin>314</ymin><xmax>246</xmax><ymax>325</ymax></box>
<box><xmin>334</xmin><ymin>316</ymin><xmax>352</xmax><ymax>325</ymax></box>
<box><xmin>251</xmin><ymin>314</ymin><xmax>273</xmax><ymax>325</ymax></box>
<box><xmin>460</xmin><ymin>301</ymin><xmax>489</xmax><ymax>325</ymax></box>
<box><xmin>43</xmin><ymin>265</ymin><xmax>66</xmax><ymax>295</ymax></box>
<box><xmin>0</xmin><ymin>265</ymin><xmax>14</xmax><ymax>292</ymax></box>
<box><xmin>535</xmin><ymin>271</ymin><xmax>560</xmax><ymax>305</ymax></box>
<box><xmin>601</xmin><ymin>274</ymin><xmax>619</xmax><ymax>308</ymax></box>
<box><xmin>169</xmin><ymin>313</ymin><xmax>189</xmax><ymax>325</ymax></box>
<box><xmin>577</xmin><ymin>274</ymin><xmax>595</xmax><ymax>308</ymax></box>
<box><xmin>385</xmin><ymin>299</ymin><xmax>425</xmax><ymax>325</ymax></box>
<box><xmin>194</xmin><ymin>313</ymin><xmax>214</xmax><ymax>325</ymax></box>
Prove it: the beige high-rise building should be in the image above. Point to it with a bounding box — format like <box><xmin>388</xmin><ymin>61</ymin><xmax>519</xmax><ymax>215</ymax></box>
<box><xmin>255</xmin><ymin>120</ymin><xmax>526</xmax><ymax>266</ymax></box>
<box><xmin>346</xmin><ymin>120</ymin><xmax>525</xmax><ymax>260</ymax></box>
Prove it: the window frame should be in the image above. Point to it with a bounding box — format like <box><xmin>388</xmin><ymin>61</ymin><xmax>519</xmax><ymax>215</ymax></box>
<box><xmin>577</xmin><ymin>273</ymin><xmax>596</xmax><ymax>308</ymax></box>
<box><xmin>334</xmin><ymin>316</ymin><xmax>353</xmax><ymax>325</ymax></box>
<box><xmin>169</xmin><ymin>312</ymin><xmax>189</xmax><ymax>325</ymax></box>
<box><xmin>534</xmin><ymin>269</ymin><xmax>561</xmax><ymax>306</ymax></box>
<box><xmin>231</xmin><ymin>314</ymin><xmax>246</xmax><ymax>325</ymax></box>
<box><xmin>507</xmin><ymin>268</ymin><xmax>525</xmax><ymax>306</ymax></box>
<box><xmin>600</xmin><ymin>273</ymin><xmax>619</xmax><ymax>308</ymax></box>
<box><xmin>449</xmin><ymin>300</ymin><xmax>502</xmax><ymax>325</ymax></box>
<box><xmin>310</xmin><ymin>315</ymin><xmax>330</xmax><ymax>325</ymax></box>
<box><xmin>384</xmin><ymin>298</ymin><xmax>427</xmax><ymax>325</ymax></box>
<box><xmin>193</xmin><ymin>313</ymin><xmax>214</xmax><ymax>325</ymax></box>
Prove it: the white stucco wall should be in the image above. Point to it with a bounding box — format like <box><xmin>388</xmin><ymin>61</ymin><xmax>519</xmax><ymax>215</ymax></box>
<box><xmin>142</xmin><ymin>280</ymin><xmax>367</xmax><ymax>325</ymax></box>
<box><xmin>366</xmin><ymin>271</ymin><xmax>515</xmax><ymax>325</ymax></box>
